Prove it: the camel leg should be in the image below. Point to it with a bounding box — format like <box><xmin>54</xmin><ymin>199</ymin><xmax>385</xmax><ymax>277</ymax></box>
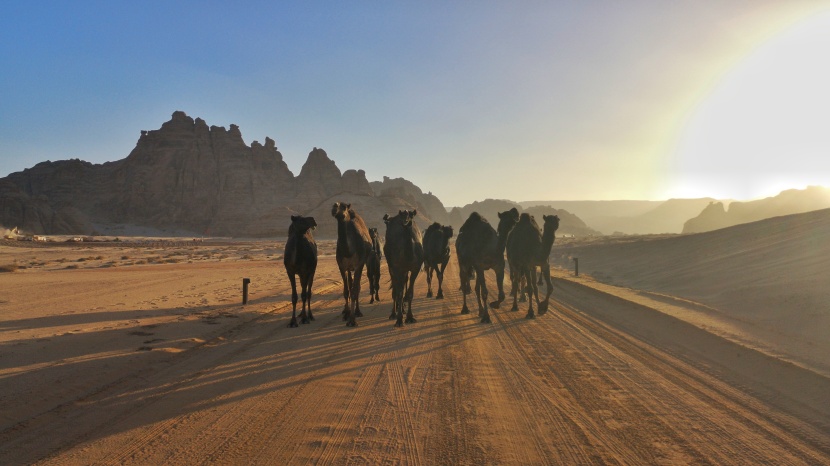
<box><xmin>405</xmin><ymin>269</ymin><xmax>418</xmax><ymax>324</ymax></box>
<box><xmin>344</xmin><ymin>271</ymin><xmax>355</xmax><ymax>323</ymax></box>
<box><xmin>477</xmin><ymin>268</ymin><xmax>491</xmax><ymax>324</ymax></box>
<box><xmin>510</xmin><ymin>267</ymin><xmax>520</xmax><ymax>312</ymax></box>
<box><xmin>307</xmin><ymin>272</ymin><xmax>315</xmax><ymax>321</ymax></box>
<box><xmin>299</xmin><ymin>273</ymin><xmax>311</xmax><ymax>324</ymax></box>
<box><xmin>436</xmin><ymin>261</ymin><xmax>446</xmax><ymax>299</ymax></box>
<box><xmin>538</xmin><ymin>263</ymin><xmax>552</xmax><ymax>315</ymax></box>
<box><xmin>425</xmin><ymin>265</ymin><xmax>433</xmax><ymax>298</ymax></box>
<box><xmin>340</xmin><ymin>269</ymin><xmax>350</xmax><ymax>317</ymax></box>
<box><xmin>353</xmin><ymin>266</ymin><xmax>364</xmax><ymax>318</ymax></box>
<box><xmin>525</xmin><ymin>267</ymin><xmax>537</xmax><ymax>319</ymax></box>
<box><xmin>288</xmin><ymin>272</ymin><xmax>299</xmax><ymax>328</ymax></box>
<box><xmin>389</xmin><ymin>270</ymin><xmax>400</xmax><ymax>321</ymax></box>
<box><xmin>460</xmin><ymin>265</ymin><xmax>471</xmax><ymax>314</ymax></box>
<box><xmin>351</xmin><ymin>265</ymin><xmax>365</xmax><ymax>323</ymax></box>
<box><xmin>489</xmin><ymin>265</ymin><xmax>505</xmax><ymax>309</ymax></box>
<box><xmin>392</xmin><ymin>271</ymin><xmax>405</xmax><ymax>327</ymax></box>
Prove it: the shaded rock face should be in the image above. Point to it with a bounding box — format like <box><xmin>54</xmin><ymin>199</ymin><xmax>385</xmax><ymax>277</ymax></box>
<box><xmin>682</xmin><ymin>187</ymin><xmax>830</xmax><ymax>233</ymax></box>
<box><xmin>0</xmin><ymin>112</ymin><xmax>442</xmax><ymax>237</ymax></box>
<box><xmin>447</xmin><ymin>198</ymin><xmax>601</xmax><ymax>238</ymax></box>
<box><xmin>370</xmin><ymin>176</ymin><xmax>449</xmax><ymax>225</ymax></box>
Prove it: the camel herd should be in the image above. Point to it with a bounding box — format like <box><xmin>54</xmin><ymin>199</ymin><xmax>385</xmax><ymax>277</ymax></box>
<box><xmin>283</xmin><ymin>202</ymin><xmax>560</xmax><ymax>328</ymax></box>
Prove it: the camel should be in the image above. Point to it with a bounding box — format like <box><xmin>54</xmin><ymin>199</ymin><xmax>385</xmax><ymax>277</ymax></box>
<box><xmin>495</xmin><ymin>208</ymin><xmax>522</xmax><ymax>302</ymax></box>
<box><xmin>506</xmin><ymin>213</ymin><xmax>542</xmax><ymax>318</ymax></box>
<box><xmin>423</xmin><ymin>222</ymin><xmax>453</xmax><ymax>299</ymax></box>
<box><xmin>455</xmin><ymin>212</ymin><xmax>505</xmax><ymax>323</ymax></box>
<box><xmin>284</xmin><ymin>215</ymin><xmax>318</xmax><ymax>327</ymax></box>
<box><xmin>496</xmin><ymin>208</ymin><xmax>520</xmax><ymax>254</ymax></box>
<box><xmin>383</xmin><ymin>210</ymin><xmax>424</xmax><ymax>327</ymax></box>
<box><xmin>331</xmin><ymin>202</ymin><xmax>373</xmax><ymax>327</ymax></box>
<box><xmin>536</xmin><ymin>214</ymin><xmax>560</xmax><ymax>314</ymax></box>
<box><xmin>506</xmin><ymin>213</ymin><xmax>560</xmax><ymax>318</ymax></box>
<box><xmin>366</xmin><ymin>227</ymin><xmax>382</xmax><ymax>303</ymax></box>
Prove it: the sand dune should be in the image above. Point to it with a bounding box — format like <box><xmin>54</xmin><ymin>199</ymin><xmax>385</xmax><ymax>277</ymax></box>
<box><xmin>1</xmin><ymin>229</ymin><xmax>828</xmax><ymax>463</ymax></box>
<box><xmin>553</xmin><ymin>207</ymin><xmax>830</xmax><ymax>376</ymax></box>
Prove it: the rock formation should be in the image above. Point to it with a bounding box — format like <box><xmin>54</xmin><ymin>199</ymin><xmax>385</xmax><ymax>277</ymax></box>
<box><xmin>370</xmin><ymin>176</ymin><xmax>450</xmax><ymax>225</ymax></box>
<box><xmin>447</xmin><ymin>199</ymin><xmax>600</xmax><ymax>237</ymax></box>
<box><xmin>683</xmin><ymin>187</ymin><xmax>830</xmax><ymax>233</ymax></box>
<box><xmin>0</xmin><ymin>111</ymin><xmax>445</xmax><ymax>237</ymax></box>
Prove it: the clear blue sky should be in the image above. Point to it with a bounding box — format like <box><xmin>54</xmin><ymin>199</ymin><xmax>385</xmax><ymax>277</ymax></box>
<box><xmin>2</xmin><ymin>1</ymin><xmax>829</xmax><ymax>206</ymax></box>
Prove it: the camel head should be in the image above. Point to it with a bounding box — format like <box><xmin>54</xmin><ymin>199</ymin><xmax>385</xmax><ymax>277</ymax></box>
<box><xmin>496</xmin><ymin>208</ymin><xmax>520</xmax><ymax>239</ymax></box>
<box><xmin>442</xmin><ymin>225</ymin><xmax>454</xmax><ymax>239</ymax></box>
<box><xmin>542</xmin><ymin>215</ymin><xmax>560</xmax><ymax>233</ymax></box>
<box><xmin>387</xmin><ymin>210</ymin><xmax>415</xmax><ymax>227</ymax></box>
<box><xmin>290</xmin><ymin>215</ymin><xmax>317</xmax><ymax>233</ymax></box>
<box><xmin>518</xmin><ymin>212</ymin><xmax>534</xmax><ymax>224</ymax></box>
<box><xmin>331</xmin><ymin>202</ymin><xmax>351</xmax><ymax>221</ymax></box>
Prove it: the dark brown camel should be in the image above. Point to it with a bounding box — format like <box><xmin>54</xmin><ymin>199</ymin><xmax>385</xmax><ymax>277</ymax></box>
<box><xmin>496</xmin><ymin>208</ymin><xmax>522</xmax><ymax>302</ymax></box>
<box><xmin>423</xmin><ymin>222</ymin><xmax>453</xmax><ymax>299</ymax></box>
<box><xmin>455</xmin><ymin>212</ymin><xmax>505</xmax><ymax>323</ymax></box>
<box><xmin>331</xmin><ymin>202</ymin><xmax>373</xmax><ymax>327</ymax></box>
<box><xmin>383</xmin><ymin>210</ymin><xmax>424</xmax><ymax>327</ymax></box>
<box><xmin>506</xmin><ymin>213</ymin><xmax>542</xmax><ymax>318</ymax></box>
<box><xmin>284</xmin><ymin>215</ymin><xmax>318</xmax><ymax>327</ymax></box>
<box><xmin>506</xmin><ymin>213</ymin><xmax>560</xmax><ymax>318</ymax></box>
<box><xmin>366</xmin><ymin>227</ymin><xmax>382</xmax><ymax>304</ymax></box>
<box><xmin>536</xmin><ymin>214</ymin><xmax>560</xmax><ymax>314</ymax></box>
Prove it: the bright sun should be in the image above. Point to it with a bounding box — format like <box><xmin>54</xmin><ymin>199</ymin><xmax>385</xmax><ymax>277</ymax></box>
<box><xmin>667</xmin><ymin>9</ymin><xmax>830</xmax><ymax>200</ymax></box>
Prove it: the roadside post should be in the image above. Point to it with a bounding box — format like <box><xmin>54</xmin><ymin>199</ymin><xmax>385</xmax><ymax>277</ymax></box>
<box><xmin>242</xmin><ymin>278</ymin><xmax>251</xmax><ymax>305</ymax></box>
<box><xmin>573</xmin><ymin>258</ymin><xmax>579</xmax><ymax>277</ymax></box>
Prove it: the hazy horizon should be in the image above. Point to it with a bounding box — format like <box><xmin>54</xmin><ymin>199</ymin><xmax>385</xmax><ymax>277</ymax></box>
<box><xmin>2</xmin><ymin>2</ymin><xmax>829</xmax><ymax>207</ymax></box>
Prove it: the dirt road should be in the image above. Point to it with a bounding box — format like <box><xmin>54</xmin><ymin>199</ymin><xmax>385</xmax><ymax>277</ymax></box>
<box><xmin>1</xmin><ymin>252</ymin><xmax>829</xmax><ymax>464</ymax></box>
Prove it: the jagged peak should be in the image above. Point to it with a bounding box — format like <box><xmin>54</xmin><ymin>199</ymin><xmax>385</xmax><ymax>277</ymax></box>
<box><xmin>299</xmin><ymin>147</ymin><xmax>339</xmax><ymax>177</ymax></box>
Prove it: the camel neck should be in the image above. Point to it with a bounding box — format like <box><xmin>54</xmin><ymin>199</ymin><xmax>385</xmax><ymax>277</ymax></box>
<box><xmin>497</xmin><ymin>234</ymin><xmax>508</xmax><ymax>253</ymax></box>
<box><xmin>541</xmin><ymin>230</ymin><xmax>556</xmax><ymax>257</ymax></box>
<box><xmin>336</xmin><ymin>218</ymin><xmax>351</xmax><ymax>254</ymax></box>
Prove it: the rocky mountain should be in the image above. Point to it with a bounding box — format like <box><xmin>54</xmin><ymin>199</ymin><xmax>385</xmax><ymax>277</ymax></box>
<box><xmin>683</xmin><ymin>186</ymin><xmax>830</xmax><ymax>233</ymax></box>
<box><xmin>370</xmin><ymin>176</ymin><xmax>450</xmax><ymax>226</ymax></box>
<box><xmin>520</xmin><ymin>199</ymin><xmax>717</xmax><ymax>235</ymax></box>
<box><xmin>0</xmin><ymin>111</ymin><xmax>447</xmax><ymax>238</ymax></box>
<box><xmin>447</xmin><ymin>199</ymin><xmax>602</xmax><ymax>237</ymax></box>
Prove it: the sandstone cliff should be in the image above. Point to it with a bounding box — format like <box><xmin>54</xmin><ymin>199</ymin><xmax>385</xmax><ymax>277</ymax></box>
<box><xmin>0</xmin><ymin>112</ymin><xmax>443</xmax><ymax>237</ymax></box>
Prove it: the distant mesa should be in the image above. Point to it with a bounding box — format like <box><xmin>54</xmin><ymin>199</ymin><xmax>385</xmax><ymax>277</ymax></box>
<box><xmin>683</xmin><ymin>186</ymin><xmax>830</xmax><ymax>233</ymax></box>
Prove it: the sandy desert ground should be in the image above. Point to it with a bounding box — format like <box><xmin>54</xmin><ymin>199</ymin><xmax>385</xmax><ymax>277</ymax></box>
<box><xmin>1</xmin><ymin>227</ymin><xmax>829</xmax><ymax>464</ymax></box>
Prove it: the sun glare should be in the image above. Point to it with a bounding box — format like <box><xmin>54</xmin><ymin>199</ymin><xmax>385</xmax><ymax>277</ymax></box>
<box><xmin>668</xmin><ymin>9</ymin><xmax>830</xmax><ymax>200</ymax></box>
